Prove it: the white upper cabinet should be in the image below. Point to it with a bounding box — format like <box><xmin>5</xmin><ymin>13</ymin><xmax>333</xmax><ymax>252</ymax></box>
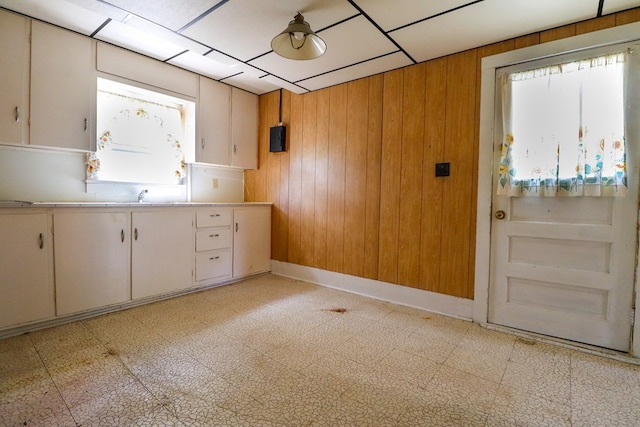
<box><xmin>30</xmin><ymin>20</ymin><xmax>94</xmax><ymax>151</ymax></box>
<box><xmin>198</xmin><ymin>78</ymin><xmax>258</xmax><ymax>169</ymax></box>
<box><xmin>198</xmin><ymin>77</ymin><xmax>231</xmax><ymax>165</ymax></box>
<box><xmin>231</xmin><ymin>88</ymin><xmax>258</xmax><ymax>170</ymax></box>
<box><xmin>0</xmin><ymin>10</ymin><xmax>30</xmax><ymax>145</ymax></box>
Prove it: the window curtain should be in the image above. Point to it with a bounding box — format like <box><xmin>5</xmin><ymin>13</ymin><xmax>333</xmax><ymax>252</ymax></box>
<box><xmin>497</xmin><ymin>53</ymin><xmax>627</xmax><ymax>197</ymax></box>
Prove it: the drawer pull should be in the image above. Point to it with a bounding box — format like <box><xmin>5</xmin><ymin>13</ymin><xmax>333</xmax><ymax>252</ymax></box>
<box><xmin>209</xmin><ymin>256</ymin><xmax>221</xmax><ymax>261</ymax></box>
<box><xmin>209</xmin><ymin>213</ymin><xmax>221</xmax><ymax>217</ymax></box>
<box><xmin>209</xmin><ymin>234</ymin><xmax>220</xmax><ymax>238</ymax></box>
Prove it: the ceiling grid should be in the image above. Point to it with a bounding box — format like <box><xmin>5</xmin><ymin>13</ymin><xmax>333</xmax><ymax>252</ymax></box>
<box><xmin>0</xmin><ymin>0</ymin><xmax>637</xmax><ymax>94</ymax></box>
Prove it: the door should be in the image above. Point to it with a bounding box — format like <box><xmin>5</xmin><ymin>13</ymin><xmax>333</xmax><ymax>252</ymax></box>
<box><xmin>233</xmin><ymin>207</ymin><xmax>271</xmax><ymax>278</ymax></box>
<box><xmin>0</xmin><ymin>10</ymin><xmax>29</xmax><ymax>145</ymax></box>
<box><xmin>0</xmin><ymin>214</ymin><xmax>54</xmax><ymax>328</ymax></box>
<box><xmin>54</xmin><ymin>212</ymin><xmax>130</xmax><ymax>315</ymax></box>
<box><xmin>31</xmin><ymin>20</ymin><xmax>93</xmax><ymax>150</ymax></box>
<box><xmin>131</xmin><ymin>211</ymin><xmax>194</xmax><ymax>299</ymax></box>
<box><xmin>489</xmin><ymin>193</ymin><xmax>637</xmax><ymax>351</ymax></box>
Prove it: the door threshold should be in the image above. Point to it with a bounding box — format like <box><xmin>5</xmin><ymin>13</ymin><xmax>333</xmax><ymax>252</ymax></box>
<box><xmin>481</xmin><ymin>322</ymin><xmax>640</xmax><ymax>366</ymax></box>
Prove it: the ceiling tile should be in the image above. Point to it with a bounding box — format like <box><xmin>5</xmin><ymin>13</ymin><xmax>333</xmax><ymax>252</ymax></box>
<box><xmin>95</xmin><ymin>20</ymin><xmax>186</xmax><ymax>61</ymax></box>
<box><xmin>181</xmin><ymin>0</ymin><xmax>358</xmax><ymax>62</ymax></box>
<box><xmin>221</xmin><ymin>74</ymin><xmax>279</xmax><ymax>95</ymax></box>
<box><xmin>392</xmin><ymin>0</ymin><xmax>600</xmax><ymax>63</ymax></box>
<box><xmin>260</xmin><ymin>76</ymin><xmax>309</xmax><ymax>95</ymax></box>
<box><xmin>249</xmin><ymin>15</ymin><xmax>399</xmax><ymax>83</ymax></box>
<box><xmin>602</xmin><ymin>0</ymin><xmax>640</xmax><ymax>14</ymax></box>
<box><xmin>63</xmin><ymin>0</ymin><xmax>129</xmax><ymax>21</ymax></box>
<box><xmin>167</xmin><ymin>50</ymin><xmax>239</xmax><ymax>80</ymax></box>
<box><xmin>300</xmin><ymin>51</ymin><xmax>412</xmax><ymax>91</ymax></box>
<box><xmin>355</xmin><ymin>0</ymin><xmax>475</xmax><ymax>31</ymax></box>
<box><xmin>0</xmin><ymin>0</ymin><xmax>108</xmax><ymax>35</ymax></box>
<box><xmin>123</xmin><ymin>15</ymin><xmax>210</xmax><ymax>55</ymax></box>
<box><xmin>101</xmin><ymin>0</ymin><xmax>217</xmax><ymax>31</ymax></box>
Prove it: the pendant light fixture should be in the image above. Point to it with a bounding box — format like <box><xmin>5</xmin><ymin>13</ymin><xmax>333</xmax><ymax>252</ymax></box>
<box><xmin>271</xmin><ymin>12</ymin><xmax>326</xmax><ymax>60</ymax></box>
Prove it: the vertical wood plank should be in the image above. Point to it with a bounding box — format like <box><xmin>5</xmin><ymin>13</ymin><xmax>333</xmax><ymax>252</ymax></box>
<box><xmin>439</xmin><ymin>50</ymin><xmax>477</xmax><ymax>298</ymax></box>
<box><xmin>540</xmin><ymin>24</ymin><xmax>576</xmax><ymax>43</ymax></box>
<box><xmin>514</xmin><ymin>33</ymin><xmax>540</xmax><ymax>49</ymax></box>
<box><xmin>343</xmin><ymin>79</ymin><xmax>369</xmax><ymax>277</ymax></box>
<box><xmin>314</xmin><ymin>88</ymin><xmax>330</xmax><ymax>270</ymax></box>
<box><xmin>576</xmin><ymin>15</ymin><xmax>616</xmax><ymax>34</ymax></box>
<box><xmin>420</xmin><ymin>58</ymin><xmax>447</xmax><ymax>293</ymax></box>
<box><xmin>326</xmin><ymin>85</ymin><xmax>347</xmax><ymax>273</ymax></box>
<box><xmin>300</xmin><ymin>92</ymin><xmax>317</xmax><ymax>266</ymax></box>
<box><xmin>378</xmin><ymin>69</ymin><xmax>403</xmax><ymax>284</ymax></box>
<box><xmin>264</xmin><ymin>92</ymin><xmax>281</xmax><ymax>260</ymax></box>
<box><xmin>616</xmin><ymin>7</ymin><xmax>640</xmax><ymax>25</ymax></box>
<box><xmin>277</xmin><ymin>90</ymin><xmax>291</xmax><ymax>262</ymax></box>
<box><xmin>397</xmin><ymin>64</ymin><xmax>426</xmax><ymax>288</ymax></box>
<box><xmin>364</xmin><ymin>75</ymin><xmax>383</xmax><ymax>280</ymax></box>
<box><xmin>287</xmin><ymin>93</ymin><xmax>303</xmax><ymax>265</ymax></box>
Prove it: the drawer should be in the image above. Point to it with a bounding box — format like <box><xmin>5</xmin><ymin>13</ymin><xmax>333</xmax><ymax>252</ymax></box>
<box><xmin>196</xmin><ymin>228</ymin><xmax>232</xmax><ymax>252</ymax></box>
<box><xmin>195</xmin><ymin>249</ymin><xmax>232</xmax><ymax>282</ymax></box>
<box><xmin>196</xmin><ymin>209</ymin><xmax>232</xmax><ymax>228</ymax></box>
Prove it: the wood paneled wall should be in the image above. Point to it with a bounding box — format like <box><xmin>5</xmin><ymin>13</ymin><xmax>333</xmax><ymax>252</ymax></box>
<box><xmin>245</xmin><ymin>8</ymin><xmax>640</xmax><ymax>299</ymax></box>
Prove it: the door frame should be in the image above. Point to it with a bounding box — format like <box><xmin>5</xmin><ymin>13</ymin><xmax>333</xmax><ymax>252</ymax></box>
<box><xmin>474</xmin><ymin>21</ymin><xmax>640</xmax><ymax>356</ymax></box>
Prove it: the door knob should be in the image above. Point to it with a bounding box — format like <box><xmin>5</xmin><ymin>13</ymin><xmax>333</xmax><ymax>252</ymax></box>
<box><xmin>495</xmin><ymin>210</ymin><xmax>506</xmax><ymax>220</ymax></box>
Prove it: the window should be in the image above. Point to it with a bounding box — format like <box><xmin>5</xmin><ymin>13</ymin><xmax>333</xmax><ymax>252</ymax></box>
<box><xmin>497</xmin><ymin>51</ymin><xmax>628</xmax><ymax>197</ymax></box>
<box><xmin>89</xmin><ymin>78</ymin><xmax>195</xmax><ymax>185</ymax></box>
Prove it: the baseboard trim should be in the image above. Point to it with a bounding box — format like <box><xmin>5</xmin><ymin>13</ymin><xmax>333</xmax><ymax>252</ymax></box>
<box><xmin>271</xmin><ymin>261</ymin><xmax>473</xmax><ymax>320</ymax></box>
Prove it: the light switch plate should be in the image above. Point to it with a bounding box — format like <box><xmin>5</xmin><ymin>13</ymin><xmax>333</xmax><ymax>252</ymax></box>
<box><xmin>435</xmin><ymin>162</ymin><xmax>450</xmax><ymax>177</ymax></box>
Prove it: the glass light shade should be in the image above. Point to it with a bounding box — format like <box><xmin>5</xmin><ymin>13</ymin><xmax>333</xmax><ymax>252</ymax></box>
<box><xmin>271</xmin><ymin>13</ymin><xmax>326</xmax><ymax>60</ymax></box>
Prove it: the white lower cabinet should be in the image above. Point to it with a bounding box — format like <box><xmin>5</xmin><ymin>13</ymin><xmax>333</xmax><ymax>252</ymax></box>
<box><xmin>54</xmin><ymin>212</ymin><xmax>131</xmax><ymax>316</ymax></box>
<box><xmin>233</xmin><ymin>206</ymin><xmax>271</xmax><ymax>278</ymax></box>
<box><xmin>195</xmin><ymin>208</ymin><xmax>233</xmax><ymax>283</ymax></box>
<box><xmin>132</xmin><ymin>211</ymin><xmax>194</xmax><ymax>299</ymax></box>
<box><xmin>0</xmin><ymin>205</ymin><xmax>270</xmax><ymax>333</ymax></box>
<box><xmin>0</xmin><ymin>213</ymin><xmax>54</xmax><ymax>329</ymax></box>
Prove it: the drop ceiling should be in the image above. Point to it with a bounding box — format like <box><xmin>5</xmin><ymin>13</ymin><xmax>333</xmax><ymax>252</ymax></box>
<box><xmin>1</xmin><ymin>0</ymin><xmax>638</xmax><ymax>95</ymax></box>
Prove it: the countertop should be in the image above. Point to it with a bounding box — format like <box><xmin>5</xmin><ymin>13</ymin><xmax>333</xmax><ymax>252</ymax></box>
<box><xmin>0</xmin><ymin>201</ymin><xmax>271</xmax><ymax>208</ymax></box>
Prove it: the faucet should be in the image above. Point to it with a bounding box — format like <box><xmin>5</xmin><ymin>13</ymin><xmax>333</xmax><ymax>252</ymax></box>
<box><xmin>137</xmin><ymin>189</ymin><xmax>148</xmax><ymax>202</ymax></box>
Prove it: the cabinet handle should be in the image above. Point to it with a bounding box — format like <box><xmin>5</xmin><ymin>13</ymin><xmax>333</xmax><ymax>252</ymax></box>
<box><xmin>209</xmin><ymin>234</ymin><xmax>220</xmax><ymax>238</ymax></box>
<box><xmin>209</xmin><ymin>213</ymin><xmax>221</xmax><ymax>217</ymax></box>
<box><xmin>201</xmin><ymin>138</ymin><xmax>205</xmax><ymax>149</ymax></box>
<box><xmin>209</xmin><ymin>256</ymin><xmax>221</xmax><ymax>261</ymax></box>
<box><xmin>134</xmin><ymin>228</ymin><xmax>138</xmax><ymax>241</ymax></box>
<box><xmin>15</xmin><ymin>106</ymin><xmax>20</xmax><ymax>123</ymax></box>
<box><xmin>38</xmin><ymin>233</ymin><xmax>44</xmax><ymax>250</ymax></box>
<box><xmin>235</xmin><ymin>222</ymin><xmax>238</xmax><ymax>232</ymax></box>
<box><xmin>84</xmin><ymin>118</ymin><xmax>88</xmax><ymax>132</ymax></box>
<box><xmin>233</xmin><ymin>144</ymin><xmax>237</xmax><ymax>155</ymax></box>
<box><xmin>121</xmin><ymin>229</ymin><xmax>125</xmax><ymax>242</ymax></box>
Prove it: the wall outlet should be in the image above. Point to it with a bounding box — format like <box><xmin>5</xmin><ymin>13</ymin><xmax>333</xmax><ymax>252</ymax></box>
<box><xmin>212</xmin><ymin>178</ymin><xmax>219</xmax><ymax>189</ymax></box>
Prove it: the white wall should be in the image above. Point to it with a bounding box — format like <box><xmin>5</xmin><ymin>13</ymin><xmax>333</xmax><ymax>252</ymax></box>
<box><xmin>0</xmin><ymin>144</ymin><xmax>244</xmax><ymax>203</ymax></box>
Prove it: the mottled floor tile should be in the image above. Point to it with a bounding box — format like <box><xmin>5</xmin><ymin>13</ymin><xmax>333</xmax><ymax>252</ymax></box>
<box><xmin>488</xmin><ymin>385</ymin><xmax>571</xmax><ymax>427</ymax></box>
<box><xmin>571</xmin><ymin>381</ymin><xmax>640</xmax><ymax>426</ymax></box>
<box><xmin>2</xmin><ymin>274</ymin><xmax>640</xmax><ymax>427</ymax></box>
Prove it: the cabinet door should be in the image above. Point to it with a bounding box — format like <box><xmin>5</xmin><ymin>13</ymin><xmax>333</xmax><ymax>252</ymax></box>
<box><xmin>31</xmin><ymin>21</ymin><xmax>94</xmax><ymax>150</ymax></box>
<box><xmin>231</xmin><ymin>88</ymin><xmax>258</xmax><ymax>169</ymax></box>
<box><xmin>132</xmin><ymin>211</ymin><xmax>194</xmax><ymax>299</ymax></box>
<box><xmin>0</xmin><ymin>10</ymin><xmax>29</xmax><ymax>145</ymax></box>
<box><xmin>198</xmin><ymin>77</ymin><xmax>231</xmax><ymax>165</ymax></box>
<box><xmin>54</xmin><ymin>212</ymin><xmax>130</xmax><ymax>315</ymax></box>
<box><xmin>0</xmin><ymin>214</ymin><xmax>54</xmax><ymax>329</ymax></box>
<box><xmin>233</xmin><ymin>207</ymin><xmax>271</xmax><ymax>278</ymax></box>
